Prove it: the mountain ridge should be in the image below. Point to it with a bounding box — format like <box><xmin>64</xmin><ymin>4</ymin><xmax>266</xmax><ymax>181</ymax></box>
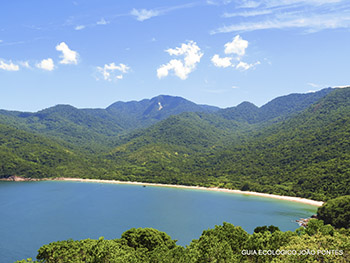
<box><xmin>1</xmin><ymin>87</ymin><xmax>349</xmax><ymax>200</ymax></box>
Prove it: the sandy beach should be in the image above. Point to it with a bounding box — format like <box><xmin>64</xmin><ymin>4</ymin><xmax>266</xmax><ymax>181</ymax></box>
<box><xmin>54</xmin><ymin>177</ymin><xmax>324</xmax><ymax>207</ymax></box>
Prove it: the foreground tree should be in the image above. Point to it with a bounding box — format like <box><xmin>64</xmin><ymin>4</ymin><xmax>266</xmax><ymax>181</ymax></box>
<box><xmin>317</xmin><ymin>195</ymin><xmax>350</xmax><ymax>229</ymax></box>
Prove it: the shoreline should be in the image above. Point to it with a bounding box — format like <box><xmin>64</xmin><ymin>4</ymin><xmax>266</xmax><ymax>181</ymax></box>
<box><xmin>52</xmin><ymin>177</ymin><xmax>324</xmax><ymax>207</ymax></box>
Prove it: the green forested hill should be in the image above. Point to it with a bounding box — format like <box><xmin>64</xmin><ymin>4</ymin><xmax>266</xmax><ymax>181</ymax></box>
<box><xmin>1</xmin><ymin>87</ymin><xmax>349</xmax><ymax>201</ymax></box>
<box><xmin>0</xmin><ymin>95</ymin><xmax>219</xmax><ymax>152</ymax></box>
<box><xmin>0</xmin><ymin>105</ymin><xmax>123</xmax><ymax>152</ymax></box>
<box><xmin>102</xmin><ymin>88</ymin><xmax>350</xmax><ymax>200</ymax></box>
<box><xmin>191</xmin><ymin>87</ymin><xmax>350</xmax><ymax>200</ymax></box>
<box><xmin>216</xmin><ymin>87</ymin><xmax>332</xmax><ymax>124</ymax></box>
<box><xmin>105</xmin><ymin>94</ymin><xmax>220</xmax><ymax>129</ymax></box>
<box><xmin>0</xmin><ymin>123</ymin><xmax>105</xmax><ymax>178</ymax></box>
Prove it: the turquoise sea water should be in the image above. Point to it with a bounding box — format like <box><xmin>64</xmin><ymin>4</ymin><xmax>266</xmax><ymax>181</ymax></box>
<box><xmin>0</xmin><ymin>181</ymin><xmax>317</xmax><ymax>262</ymax></box>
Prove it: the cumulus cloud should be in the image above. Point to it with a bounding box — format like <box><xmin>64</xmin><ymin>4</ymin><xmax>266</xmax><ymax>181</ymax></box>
<box><xmin>224</xmin><ymin>35</ymin><xmax>248</xmax><ymax>56</ymax></box>
<box><xmin>96</xmin><ymin>62</ymin><xmax>130</xmax><ymax>81</ymax></box>
<box><xmin>0</xmin><ymin>60</ymin><xmax>20</xmax><ymax>71</ymax></box>
<box><xmin>157</xmin><ymin>41</ymin><xmax>203</xmax><ymax>80</ymax></box>
<box><xmin>130</xmin><ymin>8</ymin><xmax>160</xmax><ymax>21</ymax></box>
<box><xmin>56</xmin><ymin>42</ymin><xmax>78</xmax><ymax>65</ymax></box>
<box><xmin>36</xmin><ymin>58</ymin><xmax>55</xmax><ymax>71</ymax></box>
<box><xmin>211</xmin><ymin>54</ymin><xmax>233</xmax><ymax>68</ymax></box>
<box><xmin>212</xmin><ymin>35</ymin><xmax>260</xmax><ymax>71</ymax></box>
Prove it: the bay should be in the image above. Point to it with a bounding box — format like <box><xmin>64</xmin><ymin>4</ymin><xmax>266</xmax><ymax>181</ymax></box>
<box><xmin>0</xmin><ymin>181</ymin><xmax>316</xmax><ymax>262</ymax></box>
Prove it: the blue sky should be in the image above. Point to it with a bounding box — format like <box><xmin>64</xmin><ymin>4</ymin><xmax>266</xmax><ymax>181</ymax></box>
<box><xmin>1</xmin><ymin>0</ymin><xmax>349</xmax><ymax>111</ymax></box>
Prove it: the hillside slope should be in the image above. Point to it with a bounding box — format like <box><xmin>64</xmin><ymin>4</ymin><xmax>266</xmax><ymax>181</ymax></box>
<box><xmin>1</xmin><ymin>87</ymin><xmax>349</xmax><ymax>201</ymax></box>
<box><xmin>103</xmin><ymin>88</ymin><xmax>350</xmax><ymax>200</ymax></box>
<box><xmin>0</xmin><ymin>124</ymin><xmax>97</xmax><ymax>178</ymax></box>
<box><xmin>0</xmin><ymin>95</ymin><xmax>220</xmax><ymax>151</ymax></box>
<box><xmin>197</xmin><ymin>87</ymin><xmax>350</xmax><ymax>200</ymax></box>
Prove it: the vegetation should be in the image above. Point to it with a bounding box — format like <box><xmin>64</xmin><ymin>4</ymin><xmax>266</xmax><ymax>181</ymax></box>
<box><xmin>1</xmin><ymin>88</ymin><xmax>350</xmax><ymax>201</ymax></box>
<box><xmin>3</xmin><ymin>88</ymin><xmax>350</xmax><ymax>262</ymax></box>
<box><xmin>16</xmin><ymin>220</ymin><xmax>350</xmax><ymax>263</ymax></box>
<box><xmin>317</xmin><ymin>196</ymin><xmax>350</xmax><ymax>229</ymax></box>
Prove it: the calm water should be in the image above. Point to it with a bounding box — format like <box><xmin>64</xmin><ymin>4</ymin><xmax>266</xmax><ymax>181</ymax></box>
<box><xmin>0</xmin><ymin>181</ymin><xmax>316</xmax><ymax>262</ymax></box>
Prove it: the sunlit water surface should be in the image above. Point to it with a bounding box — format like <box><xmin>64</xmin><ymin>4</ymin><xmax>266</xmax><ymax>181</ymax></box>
<box><xmin>0</xmin><ymin>181</ymin><xmax>316</xmax><ymax>262</ymax></box>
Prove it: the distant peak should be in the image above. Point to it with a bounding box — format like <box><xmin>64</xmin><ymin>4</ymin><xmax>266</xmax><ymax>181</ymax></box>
<box><xmin>236</xmin><ymin>101</ymin><xmax>258</xmax><ymax>109</ymax></box>
<box><xmin>39</xmin><ymin>104</ymin><xmax>77</xmax><ymax>113</ymax></box>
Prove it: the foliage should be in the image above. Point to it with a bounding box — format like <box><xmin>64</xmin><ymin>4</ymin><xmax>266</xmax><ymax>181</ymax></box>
<box><xmin>1</xmin><ymin>88</ymin><xmax>350</xmax><ymax>201</ymax></box>
<box><xmin>254</xmin><ymin>225</ymin><xmax>280</xmax><ymax>233</ymax></box>
<box><xmin>16</xmin><ymin>220</ymin><xmax>350</xmax><ymax>263</ymax></box>
<box><xmin>317</xmin><ymin>195</ymin><xmax>350</xmax><ymax>229</ymax></box>
<box><xmin>121</xmin><ymin>227</ymin><xmax>176</xmax><ymax>251</ymax></box>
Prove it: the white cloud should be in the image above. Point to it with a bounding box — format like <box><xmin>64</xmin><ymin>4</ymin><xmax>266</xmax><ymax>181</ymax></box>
<box><xmin>207</xmin><ymin>0</ymin><xmax>233</xmax><ymax>5</ymax></box>
<box><xmin>212</xmin><ymin>35</ymin><xmax>260</xmax><ymax>71</ymax></box>
<box><xmin>308</xmin><ymin>82</ymin><xmax>322</xmax><ymax>88</ymax></box>
<box><xmin>75</xmin><ymin>25</ymin><xmax>85</xmax><ymax>30</ymax></box>
<box><xmin>232</xmin><ymin>85</ymin><xmax>240</xmax><ymax>89</ymax></box>
<box><xmin>97</xmin><ymin>18</ymin><xmax>109</xmax><ymax>25</ymax></box>
<box><xmin>223</xmin><ymin>9</ymin><xmax>272</xmax><ymax>18</ymax></box>
<box><xmin>213</xmin><ymin>14</ymin><xmax>350</xmax><ymax>33</ymax></box>
<box><xmin>262</xmin><ymin>0</ymin><xmax>343</xmax><ymax>8</ymax></box>
<box><xmin>211</xmin><ymin>54</ymin><xmax>233</xmax><ymax>68</ymax></box>
<box><xmin>238</xmin><ymin>1</ymin><xmax>261</xmax><ymax>8</ymax></box>
<box><xmin>212</xmin><ymin>0</ymin><xmax>350</xmax><ymax>34</ymax></box>
<box><xmin>236</xmin><ymin>61</ymin><xmax>260</xmax><ymax>70</ymax></box>
<box><xmin>0</xmin><ymin>60</ymin><xmax>20</xmax><ymax>71</ymax></box>
<box><xmin>224</xmin><ymin>35</ymin><xmax>249</xmax><ymax>56</ymax></box>
<box><xmin>130</xmin><ymin>3</ymin><xmax>196</xmax><ymax>22</ymax></box>
<box><xmin>36</xmin><ymin>58</ymin><xmax>54</xmax><ymax>71</ymax></box>
<box><xmin>130</xmin><ymin>8</ymin><xmax>160</xmax><ymax>21</ymax></box>
<box><xmin>56</xmin><ymin>42</ymin><xmax>78</xmax><ymax>65</ymax></box>
<box><xmin>157</xmin><ymin>41</ymin><xmax>203</xmax><ymax>80</ymax></box>
<box><xmin>96</xmin><ymin>62</ymin><xmax>130</xmax><ymax>81</ymax></box>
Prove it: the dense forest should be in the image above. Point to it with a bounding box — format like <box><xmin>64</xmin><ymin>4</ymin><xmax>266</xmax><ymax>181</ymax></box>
<box><xmin>16</xmin><ymin>219</ymin><xmax>350</xmax><ymax>262</ymax></box>
<box><xmin>1</xmin><ymin>87</ymin><xmax>350</xmax><ymax>201</ymax></box>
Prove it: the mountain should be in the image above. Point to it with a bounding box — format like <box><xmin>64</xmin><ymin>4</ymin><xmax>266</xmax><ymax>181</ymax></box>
<box><xmin>104</xmin><ymin>95</ymin><xmax>220</xmax><ymax>129</ymax></box>
<box><xmin>0</xmin><ymin>95</ymin><xmax>220</xmax><ymax>151</ymax></box>
<box><xmin>0</xmin><ymin>105</ymin><xmax>123</xmax><ymax>152</ymax></box>
<box><xmin>216</xmin><ymin>87</ymin><xmax>333</xmax><ymax>124</ymax></box>
<box><xmin>1</xmin><ymin>87</ymin><xmax>349</xmax><ymax>201</ymax></box>
<box><xmin>0</xmin><ymin>123</ymin><xmax>95</xmax><ymax>178</ymax></box>
<box><xmin>101</xmin><ymin>87</ymin><xmax>350</xmax><ymax>200</ymax></box>
<box><xmin>192</xmin><ymin>87</ymin><xmax>350</xmax><ymax>200</ymax></box>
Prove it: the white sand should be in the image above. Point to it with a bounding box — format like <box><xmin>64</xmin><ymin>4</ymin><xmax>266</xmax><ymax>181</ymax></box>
<box><xmin>54</xmin><ymin>177</ymin><xmax>324</xmax><ymax>207</ymax></box>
